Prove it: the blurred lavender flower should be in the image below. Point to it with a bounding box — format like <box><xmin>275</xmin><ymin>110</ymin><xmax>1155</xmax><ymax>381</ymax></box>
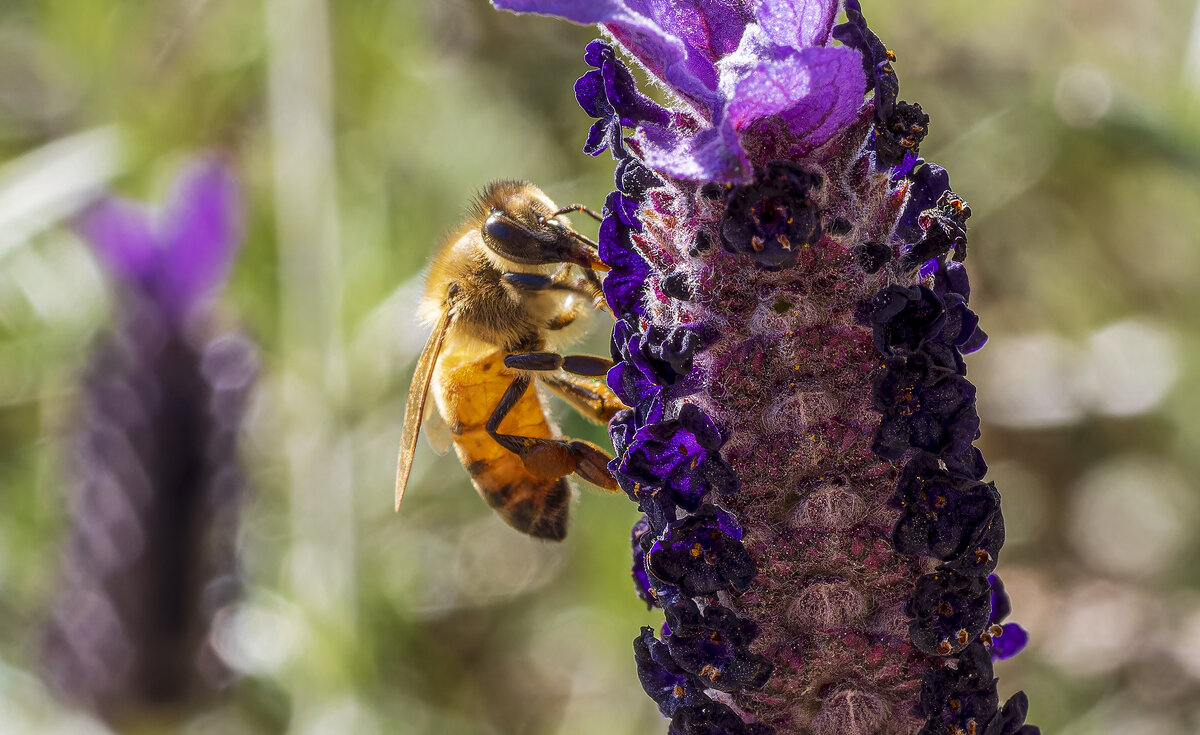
<box><xmin>43</xmin><ymin>157</ymin><xmax>256</xmax><ymax>724</ymax></box>
<box><xmin>494</xmin><ymin>1</ymin><xmax>1037</xmax><ymax>734</ymax></box>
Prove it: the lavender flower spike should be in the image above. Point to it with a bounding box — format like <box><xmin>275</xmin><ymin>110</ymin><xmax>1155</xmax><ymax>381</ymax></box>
<box><xmin>493</xmin><ymin>2</ymin><xmax>1037</xmax><ymax>734</ymax></box>
<box><xmin>43</xmin><ymin>156</ymin><xmax>255</xmax><ymax>724</ymax></box>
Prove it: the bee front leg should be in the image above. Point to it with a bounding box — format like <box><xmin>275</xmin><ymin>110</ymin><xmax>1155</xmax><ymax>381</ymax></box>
<box><xmin>504</xmin><ymin>351</ymin><xmax>614</xmax><ymax>377</ymax></box>
<box><xmin>500</xmin><ymin>271</ymin><xmax>608</xmax><ymax>314</ymax></box>
<box><xmin>540</xmin><ymin>374</ymin><xmax>625</xmax><ymax>425</ymax></box>
<box><xmin>545</xmin><ymin>302</ymin><xmax>583</xmax><ymax>331</ymax></box>
<box><xmin>486</xmin><ymin>374</ymin><xmax>618</xmax><ymax>491</ymax></box>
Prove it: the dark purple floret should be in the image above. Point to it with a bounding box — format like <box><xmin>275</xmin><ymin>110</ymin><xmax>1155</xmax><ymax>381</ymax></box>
<box><xmin>938</xmin><ymin>290</ymin><xmax>988</xmax><ymax>356</ymax></box>
<box><xmin>576</xmin><ymin>40</ymin><xmax>670</xmax><ymax>157</ymax></box>
<box><xmin>990</xmin><ymin>623</ymin><xmax>1029</xmax><ymax>662</ymax></box>
<box><xmin>985</xmin><ymin>692</ymin><xmax>1040</xmax><ymax>735</ymax></box>
<box><xmin>598</xmin><ymin>210</ymin><xmax>650</xmax><ymax>315</ymax></box>
<box><xmin>832</xmin><ymin>1</ymin><xmax>898</xmax><ymax>120</ymax></box>
<box><xmin>661</xmin><ymin>271</ymin><xmax>696</xmax><ymax>301</ymax></box>
<box><xmin>662</xmin><ymin>600</ymin><xmax>773</xmax><ymax>692</ymax></box>
<box><xmin>669</xmin><ymin>700</ymin><xmax>775</xmax><ymax>735</ymax></box>
<box><xmin>616</xmin><ymin>157</ymin><xmax>666</xmax><ymax>199</ymax></box>
<box><xmin>874</xmin><ymin>102</ymin><xmax>930</xmax><ymax>169</ymax></box>
<box><xmin>619</xmin><ymin>421</ymin><xmax>712</xmax><ymax>511</ymax></box>
<box><xmin>870</xmin><ymin>284</ymin><xmax>948</xmax><ymax>356</ymax></box>
<box><xmin>901</xmin><ymin>191</ymin><xmax>972</xmax><ymax>269</ymax></box>
<box><xmin>610</xmin><ymin>407</ymin><xmax>638</xmax><ymax>457</ymax></box>
<box><xmin>897</xmin><ymin>160</ymin><xmax>951</xmax><ymax>242</ymax></box>
<box><xmin>610</xmin><ymin>320</ymin><xmax>702</xmax><ymax>408</ymax></box>
<box><xmin>720</xmin><ymin>161</ymin><xmax>823</xmax><ymax>271</ymax></box>
<box><xmin>918</xmin><ymin>643</ymin><xmax>999</xmax><ymax>735</ymax></box>
<box><xmin>643</xmin><ymin>324</ymin><xmax>701</xmax><ymax>379</ymax></box>
<box><xmin>647</xmin><ymin>505</ymin><xmax>756</xmax><ymax>596</ymax></box>
<box><xmin>635</xmin><ymin>627</ymin><xmax>711</xmax><ymax>717</ymax></box>
<box><xmin>834</xmin><ymin>3</ymin><xmax>931</xmax><ymax>169</ymax></box>
<box><xmin>909</xmin><ymin>570</ymin><xmax>993</xmax><ymax>656</ymax></box>
<box><xmin>618</xmin><ymin>406</ymin><xmax>738</xmax><ymax>516</ymax></box>
<box><xmin>633</xmin><ymin>516</ymin><xmax>659</xmax><ymax>607</ymax></box>
<box><xmin>892</xmin><ymin>455</ymin><xmax>1004</xmax><ymax>574</ymax></box>
<box><xmin>689</xmin><ymin>230</ymin><xmax>714</xmax><ymax>256</ymax></box>
<box><xmin>580</xmin><ymin>40</ymin><xmax>671</xmax><ymax>128</ymax></box>
<box><xmin>854</xmin><ymin>241</ymin><xmax>892</xmax><ymax>274</ymax></box>
<box><xmin>872</xmin><ymin>352</ymin><xmax>981</xmax><ymax>461</ymax></box>
<box><xmin>986</xmin><ymin>575</ymin><xmax>1030</xmax><ymax>661</ymax></box>
<box><xmin>988</xmin><ymin>574</ymin><xmax>1012</xmax><ymax>622</ymax></box>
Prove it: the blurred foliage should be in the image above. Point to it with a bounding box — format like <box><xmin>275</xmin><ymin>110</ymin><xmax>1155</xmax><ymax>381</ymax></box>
<box><xmin>0</xmin><ymin>1</ymin><xmax>1199</xmax><ymax>734</ymax></box>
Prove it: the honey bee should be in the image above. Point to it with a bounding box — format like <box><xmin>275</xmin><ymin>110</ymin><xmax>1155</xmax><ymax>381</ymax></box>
<box><xmin>395</xmin><ymin>181</ymin><xmax>625</xmax><ymax>540</ymax></box>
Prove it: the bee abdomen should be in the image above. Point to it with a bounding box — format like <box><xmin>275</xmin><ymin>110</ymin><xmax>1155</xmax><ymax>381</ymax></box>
<box><xmin>480</xmin><ymin>474</ymin><xmax>570</xmax><ymax>541</ymax></box>
<box><xmin>438</xmin><ymin>349</ymin><xmax>574</xmax><ymax>540</ymax></box>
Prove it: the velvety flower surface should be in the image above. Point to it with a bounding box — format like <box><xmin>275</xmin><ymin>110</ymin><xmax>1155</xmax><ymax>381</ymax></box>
<box><xmin>43</xmin><ymin>158</ymin><xmax>254</xmax><ymax>724</ymax></box>
<box><xmin>491</xmin><ymin>2</ymin><xmax>1036</xmax><ymax>734</ymax></box>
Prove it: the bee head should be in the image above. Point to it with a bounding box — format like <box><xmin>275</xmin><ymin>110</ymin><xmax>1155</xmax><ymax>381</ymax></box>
<box><xmin>477</xmin><ymin>181</ymin><xmax>605</xmax><ymax>272</ymax></box>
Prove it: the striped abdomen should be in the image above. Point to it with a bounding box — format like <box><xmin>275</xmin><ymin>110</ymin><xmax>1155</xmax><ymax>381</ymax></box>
<box><xmin>432</xmin><ymin>345</ymin><xmax>570</xmax><ymax>540</ymax></box>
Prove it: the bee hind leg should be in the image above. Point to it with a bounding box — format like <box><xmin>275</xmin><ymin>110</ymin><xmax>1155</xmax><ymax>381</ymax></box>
<box><xmin>486</xmin><ymin>374</ymin><xmax>619</xmax><ymax>491</ymax></box>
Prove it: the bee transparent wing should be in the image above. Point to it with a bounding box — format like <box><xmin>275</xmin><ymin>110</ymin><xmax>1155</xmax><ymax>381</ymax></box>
<box><xmin>395</xmin><ymin>307</ymin><xmax>453</xmax><ymax>511</ymax></box>
<box><xmin>422</xmin><ymin>399</ymin><xmax>452</xmax><ymax>455</ymax></box>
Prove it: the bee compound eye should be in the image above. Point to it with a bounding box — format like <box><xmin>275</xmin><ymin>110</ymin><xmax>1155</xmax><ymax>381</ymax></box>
<box><xmin>484</xmin><ymin>212</ymin><xmax>522</xmax><ymax>245</ymax></box>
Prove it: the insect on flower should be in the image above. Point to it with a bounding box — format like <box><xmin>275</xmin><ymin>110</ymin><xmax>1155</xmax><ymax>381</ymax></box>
<box><xmin>394</xmin><ymin>180</ymin><xmax>625</xmax><ymax>540</ymax></box>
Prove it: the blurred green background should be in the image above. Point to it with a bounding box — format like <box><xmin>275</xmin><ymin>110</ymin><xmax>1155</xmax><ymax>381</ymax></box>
<box><xmin>0</xmin><ymin>1</ymin><xmax>1198</xmax><ymax>733</ymax></box>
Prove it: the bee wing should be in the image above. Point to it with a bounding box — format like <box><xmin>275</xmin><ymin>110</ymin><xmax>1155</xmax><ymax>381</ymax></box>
<box><xmin>422</xmin><ymin>399</ymin><xmax>452</xmax><ymax>455</ymax></box>
<box><xmin>395</xmin><ymin>307</ymin><xmax>453</xmax><ymax>511</ymax></box>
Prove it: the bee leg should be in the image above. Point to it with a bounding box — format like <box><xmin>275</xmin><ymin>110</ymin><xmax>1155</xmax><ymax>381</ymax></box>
<box><xmin>504</xmin><ymin>352</ymin><xmax>615</xmax><ymax>377</ymax></box>
<box><xmin>540</xmin><ymin>374</ymin><xmax>625</xmax><ymax>424</ymax></box>
<box><xmin>545</xmin><ymin>303</ymin><xmax>582</xmax><ymax>331</ymax></box>
<box><xmin>580</xmin><ymin>268</ymin><xmax>609</xmax><ymax>313</ymax></box>
<box><xmin>486</xmin><ymin>375</ymin><xmax>619</xmax><ymax>490</ymax></box>
<box><xmin>502</xmin><ymin>272</ymin><xmax>596</xmax><ymax>300</ymax></box>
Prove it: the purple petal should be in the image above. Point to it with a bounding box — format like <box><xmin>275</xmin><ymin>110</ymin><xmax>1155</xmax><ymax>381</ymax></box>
<box><xmin>77</xmin><ymin>198</ymin><xmax>158</xmax><ymax>285</ymax></box>
<box><xmin>632</xmin><ymin>0</ymin><xmax>751</xmax><ymax>64</ymax></box>
<box><xmin>491</xmin><ymin>0</ymin><xmax>630</xmax><ymax>23</ymax></box>
<box><xmin>753</xmin><ymin>0</ymin><xmax>838</xmax><ymax>49</ymax></box>
<box><xmin>726</xmin><ymin>45</ymin><xmax>865</xmax><ymax>152</ymax></box>
<box><xmin>991</xmin><ymin>623</ymin><xmax>1029</xmax><ymax>661</ymax></box>
<box><xmin>605</xmin><ymin>21</ymin><xmax>721</xmax><ymax>114</ymax></box>
<box><xmin>575</xmin><ymin>68</ymin><xmax>608</xmax><ymax>118</ymax></box>
<box><xmin>638</xmin><ymin>122</ymin><xmax>750</xmax><ymax>182</ymax></box>
<box><xmin>492</xmin><ymin>0</ymin><xmax>722</xmax><ymax>113</ymax></box>
<box><xmin>159</xmin><ymin>158</ymin><xmax>242</xmax><ymax>315</ymax></box>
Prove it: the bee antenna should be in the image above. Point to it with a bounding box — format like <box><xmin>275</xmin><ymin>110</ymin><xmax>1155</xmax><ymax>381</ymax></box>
<box><xmin>562</xmin><ymin>226</ymin><xmax>601</xmax><ymax>251</ymax></box>
<box><xmin>551</xmin><ymin>204</ymin><xmax>604</xmax><ymax>222</ymax></box>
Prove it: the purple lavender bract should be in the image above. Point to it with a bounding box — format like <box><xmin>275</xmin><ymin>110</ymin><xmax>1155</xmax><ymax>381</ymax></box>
<box><xmin>491</xmin><ymin>2</ymin><xmax>1036</xmax><ymax>733</ymax></box>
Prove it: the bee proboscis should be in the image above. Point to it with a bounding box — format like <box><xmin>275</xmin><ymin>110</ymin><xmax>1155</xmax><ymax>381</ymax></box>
<box><xmin>395</xmin><ymin>181</ymin><xmax>625</xmax><ymax>540</ymax></box>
